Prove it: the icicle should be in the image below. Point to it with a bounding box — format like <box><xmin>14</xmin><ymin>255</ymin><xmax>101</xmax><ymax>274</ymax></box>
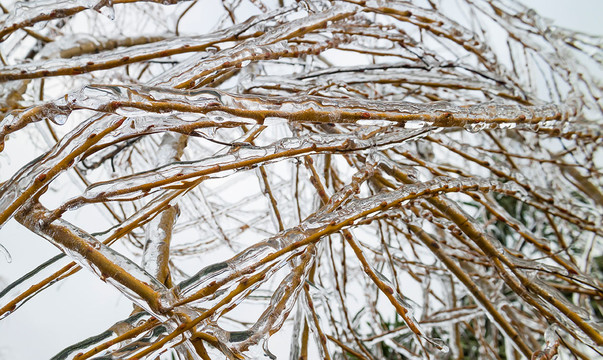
<box><xmin>0</xmin><ymin>243</ymin><xmax>11</xmax><ymax>263</ymax></box>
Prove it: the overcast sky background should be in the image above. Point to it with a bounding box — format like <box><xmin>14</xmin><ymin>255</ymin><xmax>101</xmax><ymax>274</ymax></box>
<box><xmin>0</xmin><ymin>1</ymin><xmax>601</xmax><ymax>359</ymax></box>
<box><xmin>522</xmin><ymin>0</ymin><xmax>603</xmax><ymax>35</ymax></box>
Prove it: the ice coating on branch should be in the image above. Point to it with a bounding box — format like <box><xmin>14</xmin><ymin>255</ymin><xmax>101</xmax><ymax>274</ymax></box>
<box><xmin>141</xmin><ymin>207</ymin><xmax>177</xmax><ymax>283</ymax></box>
<box><xmin>49</xmin><ymin>311</ymin><xmax>151</xmax><ymax>360</ymax></box>
<box><xmin>0</xmin><ymin>101</ymin><xmax>71</xmax><ymax>149</ymax></box>
<box><xmin>70</xmin><ymin>127</ymin><xmax>434</xmax><ymax>209</ymax></box>
<box><xmin>148</xmin><ymin>5</ymin><xmax>299</xmax><ymax>85</ymax></box>
<box><xmin>212</xmin><ymin>246</ymin><xmax>316</xmax><ymax>359</ymax></box>
<box><xmin>307</xmin><ymin>176</ymin><xmax>505</xmax><ymax>229</ymax></box>
<box><xmin>0</xmin><ymin>81</ymin><xmax>575</xmax><ymax>160</ymax></box>
<box><xmin>171</xmin><ymin>176</ymin><xmax>508</xmax><ymax>314</ymax></box>
<box><xmin>174</xmin><ymin>235</ymin><xmax>309</xmax><ymax>311</ymax></box>
<box><xmin>1</xmin><ymin>0</ymin><xmax>602</xmax><ymax>358</ymax></box>
<box><xmin>420</xmin><ymin>306</ymin><xmax>484</xmax><ymax>327</ymax></box>
<box><xmin>163</xmin><ymin>38</ymin><xmax>344</xmax><ymax>89</ymax></box>
<box><xmin>0</xmin><ymin>1</ymin><xmax>104</xmax><ymax>38</ymax></box>
<box><xmin>13</xmin><ymin>201</ymin><xmax>177</xmax><ymax>318</ymax></box>
<box><xmin>0</xmin><ymin>253</ymin><xmax>68</xmax><ymax>320</ymax></box>
<box><xmin>86</xmin><ymin>318</ymin><xmax>195</xmax><ymax>360</ymax></box>
<box><xmin>0</xmin><ymin>33</ymin><xmax>229</xmax><ymax>82</ymax></box>
<box><xmin>38</xmin><ymin>34</ymin><xmax>168</xmax><ymax>59</ymax></box>
<box><xmin>160</xmin><ymin>5</ymin><xmax>355</xmax><ymax>87</ymax></box>
<box><xmin>0</xmin><ymin>113</ymin><xmax>126</xmax><ymax>228</ymax></box>
<box><xmin>0</xmin><ymin>0</ymin><xmax>193</xmax><ymax>39</ymax></box>
<box><xmin>12</xmin><ymin>83</ymin><xmax>575</xmax><ymax>130</ymax></box>
<box><xmin>141</xmin><ymin>131</ymin><xmax>186</xmax><ymax>286</ymax></box>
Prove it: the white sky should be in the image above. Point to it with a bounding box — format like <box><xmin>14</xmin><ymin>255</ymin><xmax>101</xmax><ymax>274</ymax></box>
<box><xmin>521</xmin><ymin>0</ymin><xmax>603</xmax><ymax>35</ymax></box>
<box><xmin>0</xmin><ymin>1</ymin><xmax>601</xmax><ymax>359</ymax></box>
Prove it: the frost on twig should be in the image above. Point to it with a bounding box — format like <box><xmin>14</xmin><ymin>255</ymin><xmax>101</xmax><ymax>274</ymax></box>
<box><xmin>0</xmin><ymin>0</ymin><xmax>602</xmax><ymax>359</ymax></box>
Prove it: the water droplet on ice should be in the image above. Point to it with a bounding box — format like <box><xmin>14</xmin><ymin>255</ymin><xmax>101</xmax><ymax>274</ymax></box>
<box><xmin>51</xmin><ymin>113</ymin><xmax>68</xmax><ymax>125</ymax></box>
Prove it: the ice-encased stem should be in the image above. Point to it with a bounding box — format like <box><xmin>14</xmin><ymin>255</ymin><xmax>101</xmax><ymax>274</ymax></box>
<box><xmin>407</xmin><ymin>221</ymin><xmax>532</xmax><ymax>358</ymax></box>
<box><xmin>0</xmin><ymin>0</ymin><xmax>192</xmax><ymax>40</ymax></box>
<box><xmin>0</xmin><ymin>253</ymin><xmax>69</xmax><ymax>319</ymax></box>
<box><xmin>14</xmin><ymin>201</ymin><xmax>170</xmax><ymax>316</ymax></box>
<box><xmin>0</xmin><ymin>183</ymin><xmax>198</xmax><ymax>321</ymax></box>
<box><xmin>60</xmin><ymin>84</ymin><xmax>575</xmax><ymax>126</ymax></box>
<box><xmin>141</xmin><ymin>132</ymin><xmax>187</xmax><ymax>286</ymax></box>
<box><xmin>303</xmin><ymin>157</ymin><xmax>431</xmax><ymax>355</ymax></box>
<box><xmin>50</xmin><ymin>311</ymin><xmax>154</xmax><ymax>360</ymax></box>
<box><xmin>0</xmin><ymin>114</ymin><xmax>126</xmax><ymax>229</ymax></box>
<box><xmin>384</xmin><ymin>165</ymin><xmax>603</xmax><ymax>347</ymax></box>
<box><xmin>222</xmin><ymin>245</ymin><xmax>317</xmax><ymax>359</ymax></box>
